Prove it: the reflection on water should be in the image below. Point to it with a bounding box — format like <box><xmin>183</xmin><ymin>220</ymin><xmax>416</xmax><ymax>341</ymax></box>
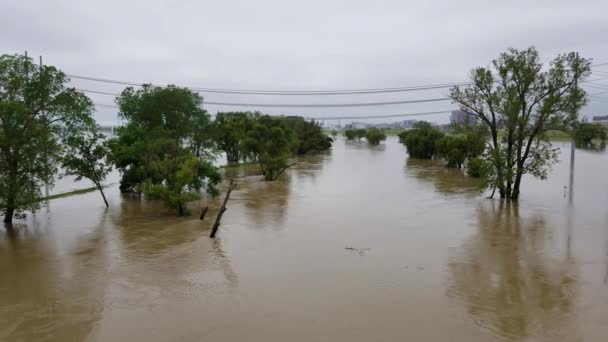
<box><xmin>447</xmin><ymin>201</ymin><xmax>579</xmax><ymax>340</ymax></box>
<box><xmin>1</xmin><ymin>137</ymin><xmax>608</xmax><ymax>341</ymax></box>
<box><xmin>405</xmin><ymin>158</ymin><xmax>481</xmax><ymax>196</ymax></box>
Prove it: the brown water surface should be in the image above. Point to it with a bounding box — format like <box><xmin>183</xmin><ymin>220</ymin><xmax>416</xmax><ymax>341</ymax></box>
<box><xmin>2</xmin><ymin>137</ymin><xmax>608</xmax><ymax>341</ymax></box>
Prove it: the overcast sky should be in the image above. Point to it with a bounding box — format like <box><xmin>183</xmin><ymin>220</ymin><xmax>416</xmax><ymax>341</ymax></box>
<box><xmin>2</xmin><ymin>0</ymin><xmax>608</xmax><ymax>125</ymax></box>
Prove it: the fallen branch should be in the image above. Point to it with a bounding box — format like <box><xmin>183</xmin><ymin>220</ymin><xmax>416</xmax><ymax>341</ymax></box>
<box><xmin>210</xmin><ymin>180</ymin><xmax>237</xmax><ymax>238</ymax></box>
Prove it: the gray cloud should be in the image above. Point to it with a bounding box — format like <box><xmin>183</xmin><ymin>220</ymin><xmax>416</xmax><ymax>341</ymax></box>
<box><xmin>2</xmin><ymin>0</ymin><xmax>607</xmax><ymax>124</ymax></box>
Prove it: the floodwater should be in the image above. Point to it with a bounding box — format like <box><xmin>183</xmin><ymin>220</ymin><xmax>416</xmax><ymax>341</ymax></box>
<box><xmin>1</xmin><ymin>137</ymin><xmax>608</xmax><ymax>342</ymax></box>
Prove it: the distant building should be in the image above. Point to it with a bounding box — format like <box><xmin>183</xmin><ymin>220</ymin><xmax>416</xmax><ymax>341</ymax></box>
<box><xmin>344</xmin><ymin>123</ymin><xmax>353</xmax><ymax>129</ymax></box>
<box><xmin>352</xmin><ymin>122</ymin><xmax>368</xmax><ymax>129</ymax></box>
<box><xmin>401</xmin><ymin>119</ymin><xmax>418</xmax><ymax>128</ymax></box>
<box><xmin>592</xmin><ymin>115</ymin><xmax>608</xmax><ymax>126</ymax></box>
<box><xmin>450</xmin><ymin>110</ymin><xmax>476</xmax><ymax>124</ymax></box>
<box><xmin>374</xmin><ymin>123</ymin><xmax>391</xmax><ymax>129</ymax></box>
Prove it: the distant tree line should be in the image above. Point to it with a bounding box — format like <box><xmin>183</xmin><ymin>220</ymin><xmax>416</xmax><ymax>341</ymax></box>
<box><xmin>344</xmin><ymin>128</ymin><xmax>386</xmax><ymax>145</ymax></box>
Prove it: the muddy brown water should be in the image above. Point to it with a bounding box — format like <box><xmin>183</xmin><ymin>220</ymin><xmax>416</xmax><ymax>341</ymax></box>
<box><xmin>1</xmin><ymin>137</ymin><xmax>608</xmax><ymax>341</ymax></box>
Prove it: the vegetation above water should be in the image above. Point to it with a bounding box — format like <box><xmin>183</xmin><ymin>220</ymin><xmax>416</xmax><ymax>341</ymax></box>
<box><xmin>0</xmin><ymin>46</ymin><xmax>598</xmax><ymax>222</ymax></box>
<box><xmin>108</xmin><ymin>84</ymin><xmax>222</xmax><ymax>216</ymax></box>
<box><xmin>450</xmin><ymin>46</ymin><xmax>591</xmax><ymax>199</ymax></box>
<box><xmin>365</xmin><ymin>128</ymin><xmax>387</xmax><ymax>145</ymax></box>
<box><xmin>573</xmin><ymin>122</ymin><xmax>607</xmax><ymax>147</ymax></box>
<box><xmin>0</xmin><ymin>54</ymin><xmax>100</xmax><ymax>224</ymax></box>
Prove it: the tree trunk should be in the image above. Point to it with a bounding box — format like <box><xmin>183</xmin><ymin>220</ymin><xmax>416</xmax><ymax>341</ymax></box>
<box><xmin>199</xmin><ymin>206</ymin><xmax>209</xmax><ymax>220</ymax></box>
<box><xmin>96</xmin><ymin>183</ymin><xmax>109</xmax><ymax>207</ymax></box>
<box><xmin>511</xmin><ymin>170</ymin><xmax>523</xmax><ymax>200</ymax></box>
<box><xmin>3</xmin><ymin>207</ymin><xmax>14</xmax><ymax>224</ymax></box>
<box><xmin>210</xmin><ymin>180</ymin><xmax>236</xmax><ymax>238</ymax></box>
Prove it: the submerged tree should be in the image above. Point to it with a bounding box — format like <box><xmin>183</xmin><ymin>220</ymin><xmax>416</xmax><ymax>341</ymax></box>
<box><xmin>62</xmin><ymin>128</ymin><xmax>112</xmax><ymax>207</ymax></box>
<box><xmin>243</xmin><ymin>116</ymin><xmax>297</xmax><ymax>181</ymax></box>
<box><xmin>279</xmin><ymin>116</ymin><xmax>332</xmax><ymax>154</ymax></box>
<box><xmin>142</xmin><ymin>149</ymin><xmax>221</xmax><ymax>215</ymax></box>
<box><xmin>450</xmin><ymin>47</ymin><xmax>590</xmax><ymax>199</ymax></box>
<box><xmin>436</xmin><ymin>123</ymin><xmax>488</xmax><ymax>168</ymax></box>
<box><xmin>212</xmin><ymin>111</ymin><xmax>257</xmax><ymax>164</ymax></box>
<box><xmin>573</xmin><ymin>122</ymin><xmax>606</xmax><ymax>148</ymax></box>
<box><xmin>355</xmin><ymin>129</ymin><xmax>367</xmax><ymax>140</ymax></box>
<box><xmin>0</xmin><ymin>54</ymin><xmax>95</xmax><ymax>224</ymax></box>
<box><xmin>400</xmin><ymin>121</ymin><xmax>444</xmax><ymax>159</ymax></box>
<box><xmin>365</xmin><ymin>128</ymin><xmax>387</xmax><ymax>145</ymax></box>
<box><xmin>344</xmin><ymin>129</ymin><xmax>357</xmax><ymax>140</ymax></box>
<box><xmin>109</xmin><ymin>84</ymin><xmax>221</xmax><ymax>215</ymax></box>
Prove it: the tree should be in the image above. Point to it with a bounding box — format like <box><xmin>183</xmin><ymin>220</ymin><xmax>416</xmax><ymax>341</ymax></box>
<box><xmin>355</xmin><ymin>129</ymin><xmax>367</xmax><ymax>140</ymax></box>
<box><xmin>62</xmin><ymin>128</ymin><xmax>112</xmax><ymax>207</ymax></box>
<box><xmin>436</xmin><ymin>123</ymin><xmax>489</xmax><ymax>168</ymax></box>
<box><xmin>142</xmin><ymin>149</ymin><xmax>221</xmax><ymax>215</ymax></box>
<box><xmin>573</xmin><ymin>122</ymin><xmax>606</xmax><ymax>147</ymax></box>
<box><xmin>398</xmin><ymin>130</ymin><xmax>410</xmax><ymax>144</ymax></box>
<box><xmin>365</xmin><ymin>128</ymin><xmax>387</xmax><ymax>145</ymax></box>
<box><xmin>0</xmin><ymin>54</ymin><xmax>94</xmax><ymax>224</ymax></box>
<box><xmin>400</xmin><ymin>121</ymin><xmax>445</xmax><ymax>159</ymax></box>
<box><xmin>243</xmin><ymin>116</ymin><xmax>297</xmax><ymax>181</ymax></box>
<box><xmin>435</xmin><ymin>135</ymin><xmax>468</xmax><ymax>168</ymax></box>
<box><xmin>279</xmin><ymin>116</ymin><xmax>332</xmax><ymax>154</ymax></box>
<box><xmin>330</xmin><ymin>130</ymin><xmax>338</xmax><ymax>138</ymax></box>
<box><xmin>109</xmin><ymin>84</ymin><xmax>221</xmax><ymax>215</ymax></box>
<box><xmin>212</xmin><ymin>111</ymin><xmax>257</xmax><ymax>164</ymax></box>
<box><xmin>450</xmin><ymin>47</ymin><xmax>590</xmax><ymax>199</ymax></box>
<box><xmin>344</xmin><ymin>129</ymin><xmax>357</xmax><ymax>140</ymax></box>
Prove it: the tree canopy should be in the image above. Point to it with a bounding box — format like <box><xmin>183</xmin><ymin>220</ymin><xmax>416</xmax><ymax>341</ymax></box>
<box><xmin>278</xmin><ymin>116</ymin><xmax>332</xmax><ymax>154</ymax></box>
<box><xmin>109</xmin><ymin>84</ymin><xmax>221</xmax><ymax>215</ymax></box>
<box><xmin>61</xmin><ymin>128</ymin><xmax>112</xmax><ymax>207</ymax></box>
<box><xmin>212</xmin><ymin>111</ymin><xmax>258</xmax><ymax>164</ymax></box>
<box><xmin>365</xmin><ymin>128</ymin><xmax>387</xmax><ymax>145</ymax></box>
<box><xmin>344</xmin><ymin>129</ymin><xmax>357</xmax><ymax>140</ymax></box>
<box><xmin>573</xmin><ymin>122</ymin><xmax>606</xmax><ymax>148</ymax></box>
<box><xmin>0</xmin><ymin>54</ymin><xmax>95</xmax><ymax>224</ymax></box>
<box><xmin>400</xmin><ymin>121</ymin><xmax>445</xmax><ymax>159</ymax></box>
<box><xmin>243</xmin><ymin>115</ymin><xmax>297</xmax><ymax>181</ymax></box>
<box><xmin>450</xmin><ymin>47</ymin><xmax>591</xmax><ymax>199</ymax></box>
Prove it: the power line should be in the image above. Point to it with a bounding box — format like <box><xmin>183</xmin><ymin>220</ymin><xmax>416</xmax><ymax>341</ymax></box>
<box><xmin>68</xmin><ymin>74</ymin><xmax>467</xmax><ymax>95</ymax></box>
<box><xmin>78</xmin><ymin>88</ymin><xmax>451</xmax><ymax>107</ymax></box>
<box><xmin>306</xmin><ymin>110</ymin><xmax>453</xmax><ymax>120</ymax></box>
<box><xmin>68</xmin><ymin>60</ymin><xmax>608</xmax><ymax>96</ymax></box>
<box><xmin>203</xmin><ymin>97</ymin><xmax>451</xmax><ymax>108</ymax></box>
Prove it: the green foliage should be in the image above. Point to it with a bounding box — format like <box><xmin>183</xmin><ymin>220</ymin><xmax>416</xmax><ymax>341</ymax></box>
<box><xmin>109</xmin><ymin>84</ymin><xmax>221</xmax><ymax>214</ymax></box>
<box><xmin>573</xmin><ymin>122</ymin><xmax>607</xmax><ymax>147</ymax></box>
<box><xmin>61</xmin><ymin>128</ymin><xmax>112</xmax><ymax>207</ymax></box>
<box><xmin>355</xmin><ymin>129</ymin><xmax>367</xmax><ymax>140</ymax></box>
<box><xmin>212</xmin><ymin>111</ymin><xmax>257</xmax><ymax>164</ymax></box>
<box><xmin>450</xmin><ymin>47</ymin><xmax>591</xmax><ymax>199</ymax></box>
<box><xmin>344</xmin><ymin>129</ymin><xmax>357</xmax><ymax>140</ymax></box>
<box><xmin>398</xmin><ymin>130</ymin><xmax>409</xmax><ymax>143</ymax></box>
<box><xmin>466</xmin><ymin>157</ymin><xmax>485</xmax><ymax>178</ymax></box>
<box><xmin>279</xmin><ymin>116</ymin><xmax>332</xmax><ymax>154</ymax></box>
<box><xmin>243</xmin><ymin>116</ymin><xmax>297</xmax><ymax>181</ymax></box>
<box><xmin>435</xmin><ymin>135</ymin><xmax>468</xmax><ymax>168</ymax></box>
<box><xmin>141</xmin><ymin>151</ymin><xmax>221</xmax><ymax>215</ymax></box>
<box><xmin>435</xmin><ymin>123</ymin><xmax>489</xmax><ymax>168</ymax></box>
<box><xmin>365</xmin><ymin>128</ymin><xmax>387</xmax><ymax>145</ymax></box>
<box><xmin>400</xmin><ymin>121</ymin><xmax>445</xmax><ymax>159</ymax></box>
<box><xmin>0</xmin><ymin>54</ymin><xmax>94</xmax><ymax>223</ymax></box>
<box><xmin>330</xmin><ymin>130</ymin><xmax>338</xmax><ymax>137</ymax></box>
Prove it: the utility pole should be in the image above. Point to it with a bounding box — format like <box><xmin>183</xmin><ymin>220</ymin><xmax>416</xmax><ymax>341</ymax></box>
<box><xmin>568</xmin><ymin>52</ymin><xmax>579</xmax><ymax>206</ymax></box>
<box><xmin>40</xmin><ymin>55</ymin><xmax>50</xmax><ymax>201</ymax></box>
